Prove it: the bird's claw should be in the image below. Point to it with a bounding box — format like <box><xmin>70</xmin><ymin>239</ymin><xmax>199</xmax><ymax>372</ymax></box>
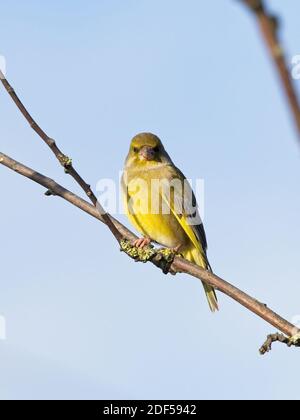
<box><xmin>132</xmin><ymin>237</ymin><xmax>152</xmax><ymax>249</ymax></box>
<box><xmin>120</xmin><ymin>239</ymin><xmax>180</xmax><ymax>274</ymax></box>
<box><xmin>120</xmin><ymin>239</ymin><xmax>156</xmax><ymax>263</ymax></box>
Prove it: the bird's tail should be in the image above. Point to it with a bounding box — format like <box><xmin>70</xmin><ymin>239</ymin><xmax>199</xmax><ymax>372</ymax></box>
<box><xmin>183</xmin><ymin>248</ymin><xmax>219</xmax><ymax>312</ymax></box>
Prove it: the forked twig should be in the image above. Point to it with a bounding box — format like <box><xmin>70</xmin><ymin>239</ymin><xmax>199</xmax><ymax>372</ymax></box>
<box><xmin>0</xmin><ymin>69</ymin><xmax>121</xmax><ymax>242</ymax></box>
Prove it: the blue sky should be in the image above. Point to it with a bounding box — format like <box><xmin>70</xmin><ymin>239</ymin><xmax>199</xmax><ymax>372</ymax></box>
<box><xmin>0</xmin><ymin>0</ymin><xmax>300</xmax><ymax>400</ymax></box>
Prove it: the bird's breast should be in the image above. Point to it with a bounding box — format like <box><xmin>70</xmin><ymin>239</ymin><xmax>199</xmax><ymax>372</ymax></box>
<box><xmin>123</xmin><ymin>171</ymin><xmax>189</xmax><ymax>248</ymax></box>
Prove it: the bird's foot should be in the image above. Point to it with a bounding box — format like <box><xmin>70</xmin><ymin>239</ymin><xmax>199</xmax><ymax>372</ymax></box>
<box><xmin>132</xmin><ymin>237</ymin><xmax>152</xmax><ymax>249</ymax></box>
<box><xmin>120</xmin><ymin>239</ymin><xmax>182</xmax><ymax>274</ymax></box>
<box><xmin>172</xmin><ymin>244</ymin><xmax>182</xmax><ymax>254</ymax></box>
<box><xmin>156</xmin><ymin>247</ymin><xmax>183</xmax><ymax>275</ymax></box>
<box><xmin>120</xmin><ymin>238</ymin><xmax>156</xmax><ymax>263</ymax></box>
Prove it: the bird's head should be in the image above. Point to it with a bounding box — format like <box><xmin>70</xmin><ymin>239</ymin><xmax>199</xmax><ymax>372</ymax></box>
<box><xmin>125</xmin><ymin>133</ymin><xmax>172</xmax><ymax>169</ymax></box>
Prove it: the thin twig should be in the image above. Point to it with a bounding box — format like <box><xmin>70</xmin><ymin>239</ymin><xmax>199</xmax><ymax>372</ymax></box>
<box><xmin>1</xmin><ymin>152</ymin><xmax>300</xmax><ymax>354</ymax></box>
<box><xmin>260</xmin><ymin>333</ymin><xmax>290</xmax><ymax>355</ymax></box>
<box><xmin>260</xmin><ymin>333</ymin><xmax>300</xmax><ymax>355</ymax></box>
<box><xmin>239</xmin><ymin>0</ymin><xmax>300</xmax><ymax>142</ymax></box>
<box><xmin>0</xmin><ymin>69</ymin><xmax>121</xmax><ymax>242</ymax></box>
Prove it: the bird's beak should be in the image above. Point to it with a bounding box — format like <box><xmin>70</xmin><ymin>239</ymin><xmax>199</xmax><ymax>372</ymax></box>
<box><xmin>139</xmin><ymin>146</ymin><xmax>156</xmax><ymax>161</ymax></box>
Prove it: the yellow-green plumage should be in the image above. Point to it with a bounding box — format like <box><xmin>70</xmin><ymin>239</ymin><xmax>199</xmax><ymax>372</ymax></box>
<box><xmin>122</xmin><ymin>133</ymin><xmax>218</xmax><ymax>312</ymax></box>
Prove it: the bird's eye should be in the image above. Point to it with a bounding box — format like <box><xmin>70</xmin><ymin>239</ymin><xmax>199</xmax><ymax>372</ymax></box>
<box><xmin>153</xmin><ymin>146</ymin><xmax>159</xmax><ymax>153</ymax></box>
<box><xmin>133</xmin><ymin>147</ymin><xmax>139</xmax><ymax>153</ymax></box>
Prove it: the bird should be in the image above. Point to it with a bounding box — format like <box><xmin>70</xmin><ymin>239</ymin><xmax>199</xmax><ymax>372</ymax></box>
<box><xmin>122</xmin><ymin>132</ymin><xmax>218</xmax><ymax>312</ymax></box>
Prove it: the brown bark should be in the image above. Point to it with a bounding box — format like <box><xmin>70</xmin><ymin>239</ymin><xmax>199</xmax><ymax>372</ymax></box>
<box><xmin>240</xmin><ymin>0</ymin><xmax>300</xmax><ymax>141</ymax></box>
<box><xmin>1</xmin><ymin>2</ymin><xmax>300</xmax><ymax>352</ymax></box>
<box><xmin>1</xmin><ymin>152</ymin><xmax>299</xmax><ymax>353</ymax></box>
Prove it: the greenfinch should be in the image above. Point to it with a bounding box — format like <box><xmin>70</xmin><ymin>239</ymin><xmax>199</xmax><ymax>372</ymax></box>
<box><xmin>122</xmin><ymin>133</ymin><xmax>218</xmax><ymax>312</ymax></box>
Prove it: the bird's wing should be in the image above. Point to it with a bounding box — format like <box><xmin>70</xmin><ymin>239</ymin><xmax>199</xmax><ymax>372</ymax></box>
<box><xmin>159</xmin><ymin>165</ymin><xmax>208</xmax><ymax>256</ymax></box>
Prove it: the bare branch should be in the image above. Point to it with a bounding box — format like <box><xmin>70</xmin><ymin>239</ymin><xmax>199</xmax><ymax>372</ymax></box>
<box><xmin>0</xmin><ymin>69</ymin><xmax>121</xmax><ymax>242</ymax></box>
<box><xmin>1</xmin><ymin>152</ymin><xmax>300</xmax><ymax>354</ymax></box>
<box><xmin>239</xmin><ymin>0</ymin><xmax>300</xmax><ymax>142</ymax></box>
<box><xmin>1</xmin><ymin>16</ymin><xmax>300</xmax><ymax>353</ymax></box>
